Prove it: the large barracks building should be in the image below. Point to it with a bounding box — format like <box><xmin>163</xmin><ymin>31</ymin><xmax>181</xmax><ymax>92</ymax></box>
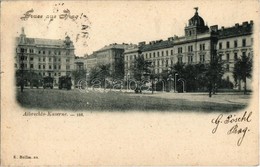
<box><xmin>124</xmin><ymin>8</ymin><xmax>253</xmax><ymax>87</ymax></box>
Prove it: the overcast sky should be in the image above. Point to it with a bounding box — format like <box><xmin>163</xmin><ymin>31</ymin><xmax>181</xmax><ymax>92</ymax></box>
<box><xmin>2</xmin><ymin>0</ymin><xmax>259</xmax><ymax>56</ymax></box>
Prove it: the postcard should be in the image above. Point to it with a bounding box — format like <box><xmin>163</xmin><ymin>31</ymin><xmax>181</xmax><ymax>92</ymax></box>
<box><xmin>1</xmin><ymin>0</ymin><xmax>259</xmax><ymax>166</ymax></box>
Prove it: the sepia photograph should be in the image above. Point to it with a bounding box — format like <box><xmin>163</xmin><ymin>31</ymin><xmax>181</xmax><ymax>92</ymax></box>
<box><xmin>1</xmin><ymin>0</ymin><xmax>259</xmax><ymax>166</ymax></box>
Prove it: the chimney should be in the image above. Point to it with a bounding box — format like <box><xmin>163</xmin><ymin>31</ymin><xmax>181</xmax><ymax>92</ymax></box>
<box><xmin>242</xmin><ymin>21</ymin><xmax>248</xmax><ymax>27</ymax></box>
<box><xmin>250</xmin><ymin>20</ymin><xmax>253</xmax><ymax>25</ymax></box>
<box><xmin>210</xmin><ymin>25</ymin><xmax>218</xmax><ymax>32</ymax></box>
<box><xmin>168</xmin><ymin>37</ymin><xmax>174</xmax><ymax>41</ymax></box>
<box><xmin>235</xmin><ymin>23</ymin><xmax>239</xmax><ymax>28</ymax></box>
<box><xmin>221</xmin><ymin>26</ymin><xmax>224</xmax><ymax>31</ymax></box>
<box><xmin>138</xmin><ymin>41</ymin><xmax>146</xmax><ymax>46</ymax></box>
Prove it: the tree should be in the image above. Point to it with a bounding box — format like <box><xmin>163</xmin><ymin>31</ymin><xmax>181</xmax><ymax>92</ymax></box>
<box><xmin>72</xmin><ymin>69</ymin><xmax>87</xmax><ymax>87</ymax></box>
<box><xmin>88</xmin><ymin>64</ymin><xmax>111</xmax><ymax>88</ymax></box>
<box><xmin>233</xmin><ymin>54</ymin><xmax>252</xmax><ymax>94</ymax></box>
<box><xmin>205</xmin><ymin>56</ymin><xmax>224</xmax><ymax>97</ymax></box>
<box><xmin>130</xmin><ymin>55</ymin><xmax>152</xmax><ymax>93</ymax></box>
<box><xmin>131</xmin><ymin>55</ymin><xmax>151</xmax><ymax>81</ymax></box>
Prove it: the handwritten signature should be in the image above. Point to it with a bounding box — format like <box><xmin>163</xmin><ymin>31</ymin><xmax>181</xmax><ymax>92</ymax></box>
<box><xmin>211</xmin><ymin>111</ymin><xmax>252</xmax><ymax>146</ymax></box>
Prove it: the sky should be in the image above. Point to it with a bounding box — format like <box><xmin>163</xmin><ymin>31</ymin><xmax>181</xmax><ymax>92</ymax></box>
<box><xmin>2</xmin><ymin>0</ymin><xmax>259</xmax><ymax>56</ymax></box>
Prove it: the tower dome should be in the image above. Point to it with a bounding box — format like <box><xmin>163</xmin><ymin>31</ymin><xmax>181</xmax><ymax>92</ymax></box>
<box><xmin>188</xmin><ymin>7</ymin><xmax>205</xmax><ymax>27</ymax></box>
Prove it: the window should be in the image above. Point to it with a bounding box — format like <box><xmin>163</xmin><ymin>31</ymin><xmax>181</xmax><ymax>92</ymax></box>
<box><xmin>38</xmin><ymin>65</ymin><xmax>41</xmax><ymax>69</ymax></box>
<box><xmin>43</xmin><ymin>57</ymin><xmax>45</xmax><ymax>62</ymax></box>
<box><xmin>166</xmin><ymin>59</ymin><xmax>169</xmax><ymax>67</ymax></box>
<box><xmin>161</xmin><ymin>51</ymin><xmax>164</xmax><ymax>57</ymax></box>
<box><xmin>49</xmin><ymin>65</ymin><xmax>52</xmax><ymax>69</ymax></box>
<box><xmin>200</xmin><ymin>55</ymin><xmax>205</xmax><ymax>62</ymax></box>
<box><xmin>39</xmin><ymin>57</ymin><xmax>41</xmax><ymax>61</ymax></box>
<box><xmin>157</xmin><ymin>52</ymin><xmax>160</xmax><ymax>57</ymax></box>
<box><xmin>58</xmin><ymin>73</ymin><xmax>61</xmax><ymax>76</ymax></box>
<box><xmin>43</xmin><ymin>51</ymin><xmax>45</xmax><ymax>54</ymax></box>
<box><xmin>66</xmin><ymin>58</ymin><xmax>70</xmax><ymax>63</ymax></box>
<box><xmin>234</xmin><ymin>52</ymin><xmax>238</xmax><ymax>60</ymax></box>
<box><xmin>171</xmin><ymin>50</ymin><xmax>173</xmax><ymax>55</ymax></box>
<box><xmin>59</xmin><ymin>65</ymin><xmax>61</xmax><ymax>69</ymax></box>
<box><xmin>43</xmin><ymin>65</ymin><xmax>45</xmax><ymax>69</ymax></box>
<box><xmin>49</xmin><ymin>57</ymin><xmax>51</xmax><ymax>62</ymax></box>
<box><xmin>58</xmin><ymin>58</ymin><xmax>61</xmax><ymax>62</ymax></box>
<box><xmin>166</xmin><ymin>50</ymin><xmax>168</xmax><ymax>56</ymax></box>
<box><xmin>58</xmin><ymin>51</ymin><xmax>61</xmax><ymax>55</ymax></box>
<box><xmin>54</xmin><ymin>65</ymin><xmax>57</xmax><ymax>69</ymax></box>
<box><xmin>149</xmin><ymin>53</ymin><xmax>151</xmax><ymax>58</ymax></box>
<box><xmin>219</xmin><ymin>42</ymin><xmax>222</xmax><ymax>49</ymax></box>
<box><xmin>219</xmin><ymin>54</ymin><xmax>223</xmax><ymax>61</ymax></box>
<box><xmin>30</xmin><ymin>57</ymin><xmax>33</xmax><ymax>61</ymax></box>
<box><xmin>29</xmin><ymin>49</ymin><xmax>34</xmax><ymax>53</ymax></box>
<box><xmin>30</xmin><ymin>64</ymin><xmax>34</xmax><ymax>69</ymax></box>
<box><xmin>242</xmin><ymin>51</ymin><xmax>246</xmax><ymax>57</ymax></box>
<box><xmin>188</xmin><ymin>55</ymin><xmax>193</xmax><ymax>63</ymax></box>
<box><xmin>66</xmin><ymin>65</ymin><xmax>70</xmax><ymax>70</ymax></box>
<box><xmin>66</xmin><ymin>51</ymin><xmax>70</xmax><ymax>55</ymax></box>
<box><xmin>54</xmin><ymin>51</ymin><xmax>57</xmax><ymax>55</ymax></box>
<box><xmin>226</xmin><ymin>64</ymin><xmax>229</xmax><ymax>71</ymax></box>
<box><xmin>226</xmin><ymin>53</ymin><xmax>230</xmax><ymax>61</ymax></box>
<box><xmin>178</xmin><ymin>56</ymin><xmax>182</xmax><ymax>63</ymax></box>
<box><xmin>49</xmin><ymin>51</ymin><xmax>51</xmax><ymax>55</ymax></box>
<box><xmin>200</xmin><ymin>44</ymin><xmax>205</xmax><ymax>51</ymax></box>
<box><xmin>234</xmin><ymin>40</ymin><xmax>238</xmax><ymax>48</ymax></box>
<box><xmin>153</xmin><ymin>52</ymin><xmax>155</xmax><ymax>58</ymax></box>
<box><xmin>178</xmin><ymin>47</ymin><xmax>182</xmax><ymax>53</ymax></box>
<box><xmin>38</xmin><ymin>50</ymin><xmax>41</xmax><ymax>54</ymax></box>
<box><xmin>242</xmin><ymin>39</ymin><xmax>246</xmax><ymax>47</ymax></box>
<box><xmin>226</xmin><ymin>41</ymin><xmax>230</xmax><ymax>49</ymax></box>
<box><xmin>188</xmin><ymin>45</ymin><xmax>193</xmax><ymax>52</ymax></box>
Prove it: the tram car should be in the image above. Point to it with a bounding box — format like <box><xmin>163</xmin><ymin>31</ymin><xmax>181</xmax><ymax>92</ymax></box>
<box><xmin>43</xmin><ymin>76</ymin><xmax>54</xmax><ymax>89</ymax></box>
<box><xmin>58</xmin><ymin>76</ymin><xmax>72</xmax><ymax>90</ymax></box>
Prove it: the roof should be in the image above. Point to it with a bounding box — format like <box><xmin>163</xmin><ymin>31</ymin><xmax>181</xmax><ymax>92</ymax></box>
<box><xmin>85</xmin><ymin>53</ymin><xmax>97</xmax><ymax>59</ymax></box>
<box><xmin>218</xmin><ymin>23</ymin><xmax>253</xmax><ymax>39</ymax></box>
<box><xmin>141</xmin><ymin>40</ymin><xmax>174</xmax><ymax>52</ymax></box>
<box><xmin>16</xmin><ymin>37</ymin><xmax>68</xmax><ymax>47</ymax></box>
<box><xmin>96</xmin><ymin>43</ymin><xmax>130</xmax><ymax>52</ymax></box>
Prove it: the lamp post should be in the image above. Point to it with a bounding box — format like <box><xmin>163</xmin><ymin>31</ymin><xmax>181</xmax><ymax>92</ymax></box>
<box><xmin>174</xmin><ymin>73</ymin><xmax>178</xmax><ymax>93</ymax></box>
<box><xmin>127</xmin><ymin>72</ymin><xmax>130</xmax><ymax>92</ymax></box>
<box><xmin>20</xmin><ymin>48</ymin><xmax>25</xmax><ymax>92</ymax></box>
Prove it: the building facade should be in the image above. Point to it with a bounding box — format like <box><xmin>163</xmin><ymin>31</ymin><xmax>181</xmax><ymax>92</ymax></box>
<box><xmin>86</xmin><ymin>43</ymin><xmax>131</xmax><ymax>78</ymax></box>
<box><xmin>15</xmin><ymin>28</ymin><xmax>75</xmax><ymax>85</ymax></box>
<box><xmin>124</xmin><ymin>8</ymin><xmax>253</xmax><ymax>89</ymax></box>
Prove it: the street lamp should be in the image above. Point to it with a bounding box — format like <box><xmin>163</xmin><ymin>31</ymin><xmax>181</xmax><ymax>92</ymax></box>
<box><xmin>174</xmin><ymin>73</ymin><xmax>178</xmax><ymax>93</ymax></box>
<box><xmin>20</xmin><ymin>48</ymin><xmax>25</xmax><ymax>92</ymax></box>
<box><xmin>127</xmin><ymin>72</ymin><xmax>130</xmax><ymax>91</ymax></box>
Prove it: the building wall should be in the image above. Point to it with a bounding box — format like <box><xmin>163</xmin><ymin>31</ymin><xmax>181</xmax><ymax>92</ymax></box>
<box><xmin>15</xmin><ymin>33</ymin><xmax>75</xmax><ymax>85</ymax></box>
<box><xmin>217</xmin><ymin>34</ymin><xmax>253</xmax><ymax>88</ymax></box>
<box><xmin>123</xmin><ymin>21</ymin><xmax>253</xmax><ymax>91</ymax></box>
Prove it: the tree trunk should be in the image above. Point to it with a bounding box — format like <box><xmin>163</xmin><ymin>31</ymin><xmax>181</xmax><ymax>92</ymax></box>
<box><xmin>244</xmin><ymin>78</ymin><xmax>247</xmax><ymax>95</ymax></box>
<box><xmin>238</xmin><ymin>79</ymin><xmax>241</xmax><ymax>91</ymax></box>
